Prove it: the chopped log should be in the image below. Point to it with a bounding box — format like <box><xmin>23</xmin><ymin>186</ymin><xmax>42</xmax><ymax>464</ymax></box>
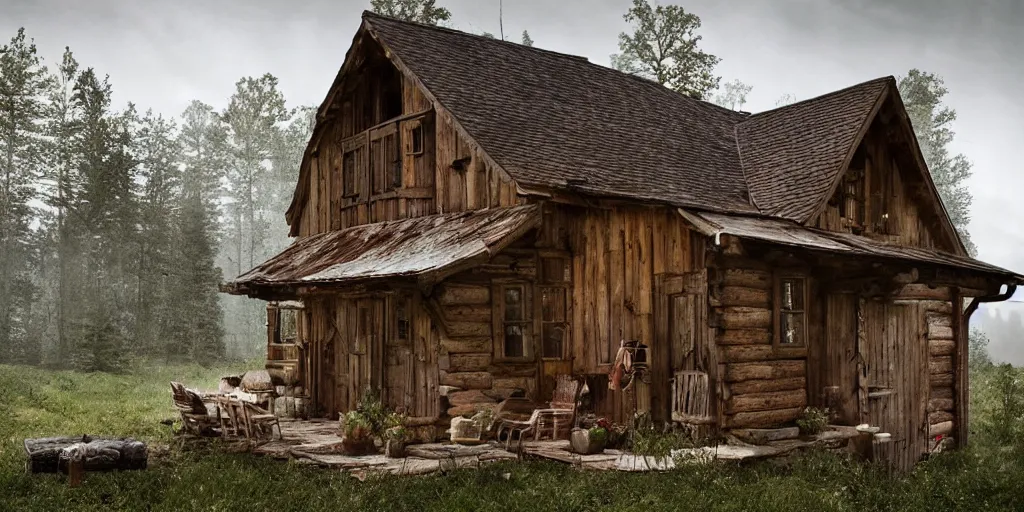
<box><xmin>729</xmin><ymin>377</ymin><xmax>806</xmax><ymax>395</ymax></box>
<box><xmin>446</xmin><ymin>322</ymin><xmax>491</xmax><ymax>338</ymax></box>
<box><xmin>727</xmin><ymin>389</ymin><xmax>807</xmax><ymax>414</ymax></box>
<box><xmin>931</xmin><ymin>373</ymin><xmax>954</xmax><ymax>387</ymax></box>
<box><xmin>930</xmin><ymin>357</ymin><xmax>953</xmax><ymax>375</ymax></box>
<box><xmin>718</xmin><ymin>328</ymin><xmax>771</xmax><ymax>346</ymax></box>
<box><xmin>929</xmin><ymin>339</ymin><xmax>954</xmax><ymax>357</ymax></box>
<box><xmin>929</xmin><ymin>411</ymin><xmax>954</xmax><ymax>425</ymax></box>
<box><xmin>721</xmin><ymin>268</ymin><xmax>772</xmax><ymax>290</ymax></box>
<box><xmin>731</xmin><ymin>427</ymin><xmax>800</xmax><ymax>445</ymax></box>
<box><xmin>448</xmin><ymin>353</ymin><xmax>492</xmax><ymax>372</ymax></box>
<box><xmin>719</xmin><ymin>286</ymin><xmax>771</xmax><ymax>308</ymax></box>
<box><xmin>440</xmin><ymin>371</ymin><xmax>492</xmax><ymax>390</ymax></box>
<box><xmin>928</xmin><ymin>324</ymin><xmax>954</xmax><ymax>341</ymax></box>
<box><xmin>723</xmin><ymin>407</ymin><xmax>803</xmax><ymax>429</ymax></box>
<box><xmin>438</xmin><ymin>285</ymin><xmax>489</xmax><ymax>305</ymax></box>
<box><xmin>447</xmin><ymin>390</ymin><xmax>496</xmax><ymax>406</ymax></box>
<box><xmin>928</xmin><ymin>398</ymin><xmax>954</xmax><ymax>412</ymax></box>
<box><xmin>24</xmin><ymin>436</ymin><xmax>147</xmax><ymax>474</ymax></box>
<box><xmin>720</xmin><ymin>307</ymin><xmax>772</xmax><ymax>330</ymax></box>
<box><xmin>930</xmin><ymin>386</ymin><xmax>953</xmax><ymax>399</ymax></box>
<box><xmin>929</xmin><ymin>421</ymin><xmax>953</xmax><ymax>437</ymax></box>
<box><xmin>895</xmin><ymin>284</ymin><xmax>950</xmax><ymax>301</ymax></box>
<box><xmin>721</xmin><ymin>345</ymin><xmax>774</xmax><ymax>363</ymax></box>
<box><xmin>447</xmin><ymin>403</ymin><xmax>498</xmax><ymax>417</ymax></box>
<box><xmin>444</xmin><ymin>305</ymin><xmax>492</xmax><ymax>322</ymax></box>
<box><xmin>918</xmin><ymin>300</ymin><xmax>954</xmax><ymax>314</ymax></box>
<box><xmin>725</xmin><ymin>360</ymin><xmax>805</xmax><ymax>382</ymax></box>
<box><xmin>440</xmin><ymin>337</ymin><xmax>492</xmax><ymax>354</ymax></box>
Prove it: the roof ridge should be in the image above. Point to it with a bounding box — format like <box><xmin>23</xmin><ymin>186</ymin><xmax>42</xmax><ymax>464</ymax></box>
<box><xmin>362</xmin><ymin>10</ymin><xmax>589</xmax><ymax>62</ymax></box>
<box><xmin>363</xmin><ymin>10</ymin><xmax>750</xmax><ymax>121</ymax></box>
<box><xmin>743</xmin><ymin>76</ymin><xmax>895</xmax><ymax>119</ymax></box>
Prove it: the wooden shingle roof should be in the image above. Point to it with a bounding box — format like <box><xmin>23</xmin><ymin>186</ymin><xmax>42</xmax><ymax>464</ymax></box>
<box><xmin>362</xmin><ymin>12</ymin><xmax>902</xmax><ymax>222</ymax></box>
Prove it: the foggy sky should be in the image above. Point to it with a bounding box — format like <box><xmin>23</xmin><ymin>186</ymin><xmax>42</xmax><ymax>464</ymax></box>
<box><xmin>5</xmin><ymin>0</ymin><xmax>1024</xmax><ymax>355</ymax></box>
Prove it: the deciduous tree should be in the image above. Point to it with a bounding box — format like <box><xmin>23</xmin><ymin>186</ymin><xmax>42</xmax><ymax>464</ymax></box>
<box><xmin>611</xmin><ymin>0</ymin><xmax>720</xmax><ymax>100</ymax></box>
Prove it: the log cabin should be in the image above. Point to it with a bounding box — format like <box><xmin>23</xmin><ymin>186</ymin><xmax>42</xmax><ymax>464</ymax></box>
<box><xmin>222</xmin><ymin>11</ymin><xmax>1024</xmax><ymax>469</ymax></box>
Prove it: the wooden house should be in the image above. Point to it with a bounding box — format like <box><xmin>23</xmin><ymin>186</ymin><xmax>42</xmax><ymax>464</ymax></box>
<box><xmin>223</xmin><ymin>12</ymin><xmax>1023</xmax><ymax>469</ymax></box>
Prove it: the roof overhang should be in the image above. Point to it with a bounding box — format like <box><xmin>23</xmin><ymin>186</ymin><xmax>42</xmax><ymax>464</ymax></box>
<box><xmin>224</xmin><ymin>204</ymin><xmax>541</xmax><ymax>299</ymax></box>
<box><xmin>678</xmin><ymin>209</ymin><xmax>1024</xmax><ymax>292</ymax></box>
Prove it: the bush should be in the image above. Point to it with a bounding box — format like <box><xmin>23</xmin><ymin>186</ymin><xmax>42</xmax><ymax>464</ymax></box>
<box><xmin>796</xmin><ymin>407</ymin><xmax>831</xmax><ymax>435</ymax></box>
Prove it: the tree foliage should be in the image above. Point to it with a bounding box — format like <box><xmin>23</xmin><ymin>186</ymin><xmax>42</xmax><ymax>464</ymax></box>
<box><xmin>711</xmin><ymin>79</ymin><xmax>752</xmax><ymax>111</ymax></box>
<box><xmin>0</xmin><ymin>29</ymin><xmax>50</xmax><ymax>364</ymax></box>
<box><xmin>898</xmin><ymin>69</ymin><xmax>976</xmax><ymax>256</ymax></box>
<box><xmin>521</xmin><ymin>30</ymin><xmax>534</xmax><ymax>47</ymax></box>
<box><xmin>611</xmin><ymin>0</ymin><xmax>720</xmax><ymax>99</ymax></box>
<box><xmin>369</xmin><ymin>0</ymin><xmax>451</xmax><ymax>25</ymax></box>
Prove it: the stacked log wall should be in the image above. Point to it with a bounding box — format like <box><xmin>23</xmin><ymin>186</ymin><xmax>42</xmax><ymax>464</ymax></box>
<box><xmin>710</xmin><ymin>256</ymin><xmax>808</xmax><ymax>429</ymax></box>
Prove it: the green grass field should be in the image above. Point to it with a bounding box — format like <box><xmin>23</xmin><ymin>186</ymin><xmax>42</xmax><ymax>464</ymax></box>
<box><xmin>2</xmin><ymin>362</ymin><xmax>1024</xmax><ymax>511</ymax></box>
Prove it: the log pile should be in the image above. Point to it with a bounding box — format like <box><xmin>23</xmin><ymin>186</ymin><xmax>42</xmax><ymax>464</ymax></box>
<box><xmin>24</xmin><ymin>436</ymin><xmax>148</xmax><ymax>474</ymax></box>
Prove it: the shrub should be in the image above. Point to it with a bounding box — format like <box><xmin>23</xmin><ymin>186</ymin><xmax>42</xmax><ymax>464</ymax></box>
<box><xmin>796</xmin><ymin>407</ymin><xmax>830</xmax><ymax>435</ymax></box>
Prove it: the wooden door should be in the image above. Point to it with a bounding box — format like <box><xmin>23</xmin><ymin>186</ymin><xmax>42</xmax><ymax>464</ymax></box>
<box><xmin>350</xmin><ymin>298</ymin><xmax>386</xmax><ymax>405</ymax></box>
<box><xmin>862</xmin><ymin>300</ymin><xmax>929</xmax><ymax>472</ymax></box>
<box><xmin>654</xmin><ymin>271</ymin><xmax>713</xmax><ymax>423</ymax></box>
<box><xmin>820</xmin><ymin>293</ymin><xmax>859</xmax><ymax>424</ymax></box>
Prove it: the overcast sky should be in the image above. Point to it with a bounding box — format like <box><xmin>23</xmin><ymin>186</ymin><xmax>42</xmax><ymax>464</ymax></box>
<box><xmin>5</xmin><ymin>0</ymin><xmax>1024</xmax><ymax>353</ymax></box>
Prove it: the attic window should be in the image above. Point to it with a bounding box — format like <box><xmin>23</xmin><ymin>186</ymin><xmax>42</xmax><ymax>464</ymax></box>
<box><xmin>774</xmin><ymin>276</ymin><xmax>806</xmax><ymax>347</ymax></box>
<box><xmin>342</xmin><ymin>150</ymin><xmax>358</xmax><ymax>198</ymax></box>
<box><xmin>408</xmin><ymin>123</ymin><xmax>424</xmax><ymax>156</ymax></box>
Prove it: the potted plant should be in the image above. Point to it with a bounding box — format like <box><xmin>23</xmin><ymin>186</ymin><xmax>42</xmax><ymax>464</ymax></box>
<box><xmin>384</xmin><ymin>425</ymin><xmax>409</xmax><ymax>458</ymax></box>
<box><xmin>571</xmin><ymin>418</ymin><xmax>610</xmax><ymax>454</ymax></box>
<box><xmin>341</xmin><ymin>410</ymin><xmax>376</xmax><ymax>455</ymax></box>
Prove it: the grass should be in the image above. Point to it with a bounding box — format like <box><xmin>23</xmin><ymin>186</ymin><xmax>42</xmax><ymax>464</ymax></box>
<box><xmin>2</xmin><ymin>363</ymin><xmax>1024</xmax><ymax>511</ymax></box>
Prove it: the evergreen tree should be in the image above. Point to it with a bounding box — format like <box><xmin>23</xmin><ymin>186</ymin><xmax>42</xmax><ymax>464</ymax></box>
<box><xmin>219</xmin><ymin>74</ymin><xmax>290</xmax><ymax>358</ymax></box>
<box><xmin>0</xmin><ymin>28</ymin><xmax>50</xmax><ymax>363</ymax></box>
<box><xmin>521</xmin><ymin>30</ymin><xmax>533</xmax><ymax>47</ymax></box>
<box><xmin>40</xmin><ymin>47</ymin><xmax>83</xmax><ymax>367</ymax></box>
<box><xmin>65</xmin><ymin>68</ymin><xmax>138</xmax><ymax>371</ymax></box>
<box><xmin>898</xmin><ymin>69</ymin><xmax>977</xmax><ymax>256</ymax></box>
<box><xmin>171</xmin><ymin>100</ymin><xmax>227</xmax><ymax>362</ymax></box>
<box><xmin>134</xmin><ymin>110</ymin><xmax>180</xmax><ymax>356</ymax></box>
<box><xmin>611</xmin><ymin>0</ymin><xmax>721</xmax><ymax>100</ymax></box>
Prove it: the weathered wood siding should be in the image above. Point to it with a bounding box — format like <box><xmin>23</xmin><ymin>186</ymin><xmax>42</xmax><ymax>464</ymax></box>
<box><xmin>303</xmin><ymin>293</ymin><xmax>440</xmax><ymax>420</ymax></box>
<box><xmin>565</xmin><ymin>206</ymin><xmax>698</xmax><ymax>421</ymax></box>
<box><xmin>294</xmin><ymin>62</ymin><xmax>522</xmax><ymax>237</ymax></box>
<box><xmin>813</xmin><ymin>114</ymin><xmax>948</xmax><ymax>251</ymax></box>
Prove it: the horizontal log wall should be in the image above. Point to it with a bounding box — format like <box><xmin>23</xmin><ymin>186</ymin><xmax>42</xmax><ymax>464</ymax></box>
<box><xmin>710</xmin><ymin>258</ymin><xmax>809</xmax><ymax>430</ymax></box>
<box><xmin>432</xmin><ymin>254</ymin><xmax>539</xmax><ymax>418</ymax></box>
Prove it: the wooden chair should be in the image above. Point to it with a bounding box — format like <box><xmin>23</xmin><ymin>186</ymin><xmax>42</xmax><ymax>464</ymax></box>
<box><xmin>671</xmin><ymin>371</ymin><xmax>712</xmax><ymax>425</ymax></box>
<box><xmin>214</xmin><ymin>395</ymin><xmax>249</xmax><ymax>439</ymax></box>
<box><xmin>496</xmin><ymin>375</ymin><xmax>581</xmax><ymax>449</ymax></box>
<box><xmin>170</xmin><ymin>382</ymin><xmax>219</xmax><ymax>436</ymax></box>
<box><xmin>242</xmin><ymin>401</ymin><xmax>282</xmax><ymax>441</ymax></box>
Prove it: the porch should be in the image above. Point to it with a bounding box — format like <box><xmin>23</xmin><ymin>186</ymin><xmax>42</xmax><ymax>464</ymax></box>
<box><xmin>239</xmin><ymin>419</ymin><xmax>865</xmax><ymax>476</ymax></box>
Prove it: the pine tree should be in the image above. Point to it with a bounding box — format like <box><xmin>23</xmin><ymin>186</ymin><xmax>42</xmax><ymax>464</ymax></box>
<box><xmin>65</xmin><ymin>68</ymin><xmax>138</xmax><ymax>371</ymax></box>
<box><xmin>134</xmin><ymin>110</ymin><xmax>180</xmax><ymax>356</ymax></box>
<box><xmin>40</xmin><ymin>47</ymin><xmax>83</xmax><ymax>366</ymax></box>
<box><xmin>0</xmin><ymin>28</ymin><xmax>50</xmax><ymax>363</ymax></box>
<box><xmin>171</xmin><ymin>100</ymin><xmax>227</xmax><ymax>362</ymax></box>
